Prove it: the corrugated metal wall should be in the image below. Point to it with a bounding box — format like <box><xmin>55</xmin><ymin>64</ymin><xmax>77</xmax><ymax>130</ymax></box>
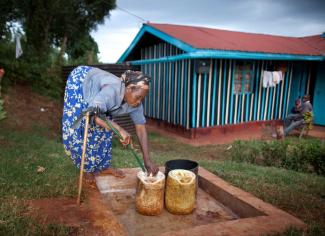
<box><xmin>140</xmin><ymin>44</ymin><xmax>312</xmax><ymax>129</ymax></box>
<box><xmin>141</xmin><ymin>43</ymin><xmax>190</xmax><ymax>128</ymax></box>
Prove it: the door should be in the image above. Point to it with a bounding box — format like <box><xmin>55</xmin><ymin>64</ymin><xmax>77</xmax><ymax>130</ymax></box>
<box><xmin>313</xmin><ymin>62</ymin><xmax>325</xmax><ymax>125</ymax></box>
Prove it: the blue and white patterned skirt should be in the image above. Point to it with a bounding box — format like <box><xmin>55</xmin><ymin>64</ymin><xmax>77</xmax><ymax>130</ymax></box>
<box><xmin>62</xmin><ymin>66</ymin><xmax>112</xmax><ymax>172</ymax></box>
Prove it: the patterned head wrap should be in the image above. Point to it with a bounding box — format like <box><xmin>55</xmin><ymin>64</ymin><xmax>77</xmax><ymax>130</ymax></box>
<box><xmin>121</xmin><ymin>70</ymin><xmax>151</xmax><ymax>87</ymax></box>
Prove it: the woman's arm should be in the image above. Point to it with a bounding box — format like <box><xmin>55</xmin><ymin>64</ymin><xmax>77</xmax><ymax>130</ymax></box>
<box><xmin>135</xmin><ymin>124</ymin><xmax>159</xmax><ymax>175</ymax></box>
<box><xmin>94</xmin><ymin>116</ymin><xmax>131</xmax><ymax>144</ymax></box>
<box><xmin>95</xmin><ymin>117</ymin><xmax>158</xmax><ymax>175</ymax></box>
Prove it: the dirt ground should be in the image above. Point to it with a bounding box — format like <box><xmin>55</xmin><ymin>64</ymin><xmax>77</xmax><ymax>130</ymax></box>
<box><xmin>146</xmin><ymin>123</ymin><xmax>277</xmax><ymax>146</ymax></box>
<box><xmin>26</xmin><ymin>182</ymin><xmax>127</xmax><ymax>236</ymax></box>
<box><xmin>2</xmin><ymin>85</ymin><xmax>62</xmax><ymax>139</ymax></box>
<box><xmin>146</xmin><ymin>118</ymin><xmax>325</xmax><ymax>146</ymax></box>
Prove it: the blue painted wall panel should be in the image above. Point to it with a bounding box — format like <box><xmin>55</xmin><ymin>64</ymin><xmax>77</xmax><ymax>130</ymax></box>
<box><xmin>140</xmin><ymin>42</ymin><xmax>315</xmax><ymax>129</ymax></box>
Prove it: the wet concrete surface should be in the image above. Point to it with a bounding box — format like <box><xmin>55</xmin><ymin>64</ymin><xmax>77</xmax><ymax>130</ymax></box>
<box><xmin>102</xmin><ymin>188</ymin><xmax>237</xmax><ymax>236</ymax></box>
<box><xmin>96</xmin><ymin>167</ymin><xmax>306</xmax><ymax>236</ymax></box>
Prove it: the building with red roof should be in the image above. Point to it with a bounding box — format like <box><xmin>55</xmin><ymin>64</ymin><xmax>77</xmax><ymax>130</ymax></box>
<box><xmin>118</xmin><ymin>23</ymin><xmax>325</xmax><ymax>139</ymax></box>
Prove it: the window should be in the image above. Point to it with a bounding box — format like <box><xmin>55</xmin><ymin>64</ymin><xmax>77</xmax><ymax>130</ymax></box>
<box><xmin>234</xmin><ymin>61</ymin><xmax>254</xmax><ymax>94</ymax></box>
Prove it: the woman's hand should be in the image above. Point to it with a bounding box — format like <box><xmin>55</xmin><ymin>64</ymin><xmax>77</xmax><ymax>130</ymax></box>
<box><xmin>119</xmin><ymin>129</ymin><xmax>132</xmax><ymax>147</ymax></box>
<box><xmin>145</xmin><ymin>160</ymin><xmax>159</xmax><ymax>176</ymax></box>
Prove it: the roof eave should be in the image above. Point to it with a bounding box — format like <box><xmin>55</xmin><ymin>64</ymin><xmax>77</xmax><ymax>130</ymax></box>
<box><xmin>117</xmin><ymin>24</ymin><xmax>195</xmax><ymax>63</ymax></box>
<box><xmin>126</xmin><ymin>49</ymin><xmax>324</xmax><ymax>65</ymax></box>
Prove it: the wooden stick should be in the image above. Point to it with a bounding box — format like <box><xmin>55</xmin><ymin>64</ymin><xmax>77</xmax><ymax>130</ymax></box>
<box><xmin>77</xmin><ymin>112</ymin><xmax>90</xmax><ymax>205</ymax></box>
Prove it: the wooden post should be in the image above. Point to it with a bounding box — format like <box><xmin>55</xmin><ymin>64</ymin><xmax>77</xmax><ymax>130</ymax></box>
<box><xmin>77</xmin><ymin>112</ymin><xmax>90</xmax><ymax>205</ymax></box>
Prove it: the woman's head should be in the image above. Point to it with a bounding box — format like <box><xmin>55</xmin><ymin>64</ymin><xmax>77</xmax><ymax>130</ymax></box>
<box><xmin>122</xmin><ymin>70</ymin><xmax>151</xmax><ymax>107</ymax></box>
<box><xmin>303</xmin><ymin>94</ymin><xmax>310</xmax><ymax>102</ymax></box>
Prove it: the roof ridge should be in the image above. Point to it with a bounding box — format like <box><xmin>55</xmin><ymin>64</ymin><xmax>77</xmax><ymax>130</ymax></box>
<box><xmin>146</xmin><ymin>22</ymin><xmax>320</xmax><ymax>39</ymax></box>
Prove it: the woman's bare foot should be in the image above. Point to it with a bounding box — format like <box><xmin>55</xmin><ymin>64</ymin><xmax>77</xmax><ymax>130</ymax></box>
<box><xmin>97</xmin><ymin>167</ymin><xmax>126</xmax><ymax>178</ymax></box>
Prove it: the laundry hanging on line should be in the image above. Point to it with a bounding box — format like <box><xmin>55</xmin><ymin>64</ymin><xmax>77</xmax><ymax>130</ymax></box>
<box><xmin>15</xmin><ymin>34</ymin><xmax>23</xmax><ymax>59</ymax></box>
<box><xmin>262</xmin><ymin>71</ymin><xmax>283</xmax><ymax>88</ymax></box>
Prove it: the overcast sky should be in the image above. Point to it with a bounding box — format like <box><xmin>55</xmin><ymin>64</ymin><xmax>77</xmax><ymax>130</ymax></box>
<box><xmin>91</xmin><ymin>0</ymin><xmax>325</xmax><ymax>63</ymax></box>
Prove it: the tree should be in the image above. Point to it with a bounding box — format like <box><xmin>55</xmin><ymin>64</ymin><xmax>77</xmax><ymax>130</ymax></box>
<box><xmin>0</xmin><ymin>0</ymin><xmax>20</xmax><ymax>37</ymax></box>
<box><xmin>0</xmin><ymin>0</ymin><xmax>116</xmax><ymax>98</ymax></box>
<box><xmin>66</xmin><ymin>34</ymin><xmax>100</xmax><ymax>64</ymax></box>
<box><xmin>13</xmin><ymin>0</ymin><xmax>116</xmax><ymax>60</ymax></box>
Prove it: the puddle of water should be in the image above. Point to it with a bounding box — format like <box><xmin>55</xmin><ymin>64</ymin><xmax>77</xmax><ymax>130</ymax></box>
<box><xmin>102</xmin><ymin>188</ymin><xmax>238</xmax><ymax>236</ymax></box>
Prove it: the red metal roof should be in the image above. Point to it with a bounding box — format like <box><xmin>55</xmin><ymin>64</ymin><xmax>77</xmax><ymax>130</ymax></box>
<box><xmin>301</xmin><ymin>35</ymin><xmax>325</xmax><ymax>55</ymax></box>
<box><xmin>147</xmin><ymin>23</ymin><xmax>324</xmax><ymax>56</ymax></box>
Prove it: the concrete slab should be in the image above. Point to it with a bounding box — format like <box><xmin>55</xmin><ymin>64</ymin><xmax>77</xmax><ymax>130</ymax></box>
<box><xmin>95</xmin><ymin>167</ymin><xmax>306</xmax><ymax>236</ymax></box>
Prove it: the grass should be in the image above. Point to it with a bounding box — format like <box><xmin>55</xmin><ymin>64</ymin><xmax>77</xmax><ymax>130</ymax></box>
<box><xmin>0</xmin><ymin>128</ymin><xmax>78</xmax><ymax>199</ymax></box>
<box><xmin>1</xmin><ymin>198</ymin><xmax>72</xmax><ymax>236</ymax></box>
<box><xmin>1</xmin><ymin>121</ymin><xmax>324</xmax><ymax>235</ymax></box>
<box><xmin>0</xmin><ymin>126</ymin><xmax>78</xmax><ymax>235</ymax></box>
<box><xmin>111</xmin><ymin>131</ymin><xmax>228</xmax><ymax>168</ymax></box>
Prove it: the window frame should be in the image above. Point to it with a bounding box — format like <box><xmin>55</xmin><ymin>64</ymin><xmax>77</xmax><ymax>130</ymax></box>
<box><xmin>233</xmin><ymin>60</ymin><xmax>255</xmax><ymax>95</ymax></box>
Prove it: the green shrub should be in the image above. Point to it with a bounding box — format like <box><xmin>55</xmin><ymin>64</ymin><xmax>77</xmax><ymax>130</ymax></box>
<box><xmin>300</xmin><ymin>139</ymin><xmax>325</xmax><ymax>175</ymax></box>
<box><xmin>230</xmin><ymin>140</ymin><xmax>263</xmax><ymax>164</ymax></box>
<box><xmin>230</xmin><ymin>138</ymin><xmax>325</xmax><ymax>176</ymax></box>
<box><xmin>282</xmin><ymin>143</ymin><xmax>310</xmax><ymax>173</ymax></box>
<box><xmin>261</xmin><ymin>140</ymin><xmax>288</xmax><ymax>167</ymax></box>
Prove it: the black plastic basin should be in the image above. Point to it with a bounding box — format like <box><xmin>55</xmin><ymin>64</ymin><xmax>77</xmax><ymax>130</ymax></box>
<box><xmin>165</xmin><ymin>159</ymin><xmax>199</xmax><ymax>177</ymax></box>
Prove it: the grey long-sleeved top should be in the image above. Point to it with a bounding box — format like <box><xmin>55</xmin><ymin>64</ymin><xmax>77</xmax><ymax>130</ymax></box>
<box><xmin>82</xmin><ymin>67</ymin><xmax>146</xmax><ymax>125</ymax></box>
